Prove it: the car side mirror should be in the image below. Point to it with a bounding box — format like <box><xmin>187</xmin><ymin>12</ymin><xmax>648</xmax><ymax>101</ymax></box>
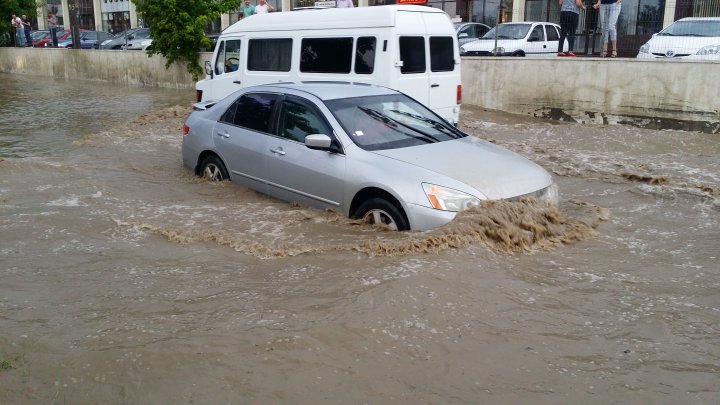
<box><xmin>305</xmin><ymin>134</ymin><xmax>332</xmax><ymax>150</ymax></box>
<box><xmin>458</xmin><ymin>33</ymin><xmax>468</xmax><ymax>38</ymax></box>
<box><xmin>205</xmin><ymin>60</ymin><xmax>213</xmax><ymax>77</ymax></box>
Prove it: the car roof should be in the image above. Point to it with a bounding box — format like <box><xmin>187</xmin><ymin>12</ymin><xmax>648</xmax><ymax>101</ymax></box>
<box><xmin>247</xmin><ymin>82</ymin><xmax>398</xmax><ymax>101</ymax></box>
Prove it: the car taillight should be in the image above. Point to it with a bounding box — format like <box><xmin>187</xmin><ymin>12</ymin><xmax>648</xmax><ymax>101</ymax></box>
<box><xmin>457</xmin><ymin>85</ymin><xmax>462</xmax><ymax>105</ymax></box>
<box><xmin>195</xmin><ymin>90</ymin><xmax>203</xmax><ymax>102</ymax></box>
<box><xmin>183</xmin><ymin>124</ymin><xmax>190</xmax><ymax>135</ymax></box>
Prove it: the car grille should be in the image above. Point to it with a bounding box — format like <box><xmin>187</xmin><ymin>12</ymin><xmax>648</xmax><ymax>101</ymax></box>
<box><xmin>651</xmin><ymin>52</ymin><xmax>691</xmax><ymax>58</ymax></box>
<box><xmin>463</xmin><ymin>51</ymin><xmax>494</xmax><ymax>56</ymax></box>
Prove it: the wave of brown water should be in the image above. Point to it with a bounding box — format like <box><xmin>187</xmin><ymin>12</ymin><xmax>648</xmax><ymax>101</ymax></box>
<box><xmin>1</xmin><ymin>84</ymin><xmax>718</xmax><ymax>404</ymax></box>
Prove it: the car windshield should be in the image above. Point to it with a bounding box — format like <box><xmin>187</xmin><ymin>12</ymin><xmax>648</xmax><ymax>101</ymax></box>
<box><xmin>133</xmin><ymin>30</ymin><xmax>151</xmax><ymax>39</ymax></box>
<box><xmin>326</xmin><ymin>94</ymin><xmax>466</xmax><ymax>151</ymax></box>
<box><xmin>482</xmin><ymin>24</ymin><xmax>531</xmax><ymax>40</ymax></box>
<box><xmin>657</xmin><ymin>20</ymin><xmax>720</xmax><ymax>37</ymax></box>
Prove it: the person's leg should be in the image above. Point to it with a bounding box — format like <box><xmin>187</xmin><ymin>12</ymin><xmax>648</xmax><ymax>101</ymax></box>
<box><xmin>25</xmin><ymin>29</ymin><xmax>31</xmax><ymax>46</ymax></box>
<box><xmin>599</xmin><ymin>5</ymin><xmax>609</xmax><ymax>56</ymax></box>
<box><xmin>608</xmin><ymin>3</ymin><xmax>621</xmax><ymax>57</ymax></box>
<box><xmin>567</xmin><ymin>12</ymin><xmax>579</xmax><ymax>54</ymax></box>
<box><xmin>558</xmin><ymin>11</ymin><xmax>570</xmax><ymax>54</ymax></box>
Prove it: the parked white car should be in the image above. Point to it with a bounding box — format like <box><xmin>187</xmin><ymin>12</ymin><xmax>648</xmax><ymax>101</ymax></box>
<box><xmin>460</xmin><ymin>22</ymin><xmax>567</xmax><ymax>57</ymax></box>
<box><xmin>637</xmin><ymin>17</ymin><xmax>720</xmax><ymax>60</ymax></box>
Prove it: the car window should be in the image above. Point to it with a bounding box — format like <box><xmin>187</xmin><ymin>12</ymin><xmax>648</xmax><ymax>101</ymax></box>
<box><xmin>220</xmin><ymin>92</ymin><xmax>278</xmax><ymax>134</ymax></box>
<box><xmin>529</xmin><ymin>25</ymin><xmax>545</xmax><ymax>41</ymax></box>
<box><xmin>658</xmin><ymin>20</ymin><xmax>720</xmax><ymax>37</ymax></box>
<box><xmin>475</xmin><ymin>24</ymin><xmax>490</xmax><ymax>38</ymax></box>
<box><xmin>326</xmin><ymin>94</ymin><xmax>465</xmax><ymax>151</ymax></box>
<box><xmin>430</xmin><ymin>36</ymin><xmax>454</xmax><ymax>72</ymax></box>
<box><xmin>300</xmin><ymin>37</ymin><xmax>352</xmax><ymax>73</ymax></box>
<box><xmin>248</xmin><ymin>38</ymin><xmax>292</xmax><ymax>72</ymax></box>
<box><xmin>215</xmin><ymin>39</ymin><xmax>241</xmax><ymax>75</ymax></box>
<box><xmin>483</xmin><ymin>24</ymin><xmax>531</xmax><ymax>40</ymax></box>
<box><xmin>355</xmin><ymin>36</ymin><xmax>376</xmax><ymax>74</ymax></box>
<box><xmin>546</xmin><ymin>25</ymin><xmax>559</xmax><ymax>41</ymax></box>
<box><xmin>399</xmin><ymin>36</ymin><xmax>426</xmax><ymax>74</ymax></box>
<box><xmin>459</xmin><ymin>25</ymin><xmax>476</xmax><ymax>39</ymax></box>
<box><xmin>277</xmin><ymin>97</ymin><xmax>332</xmax><ymax>143</ymax></box>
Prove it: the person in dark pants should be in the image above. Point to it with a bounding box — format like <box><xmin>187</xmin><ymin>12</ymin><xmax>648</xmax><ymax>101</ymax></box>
<box><xmin>557</xmin><ymin>0</ymin><xmax>586</xmax><ymax>57</ymax></box>
<box><xmin>21</xmin><ymin>14</ymin><xmax>32</xmax><ymax>47</ymax></box>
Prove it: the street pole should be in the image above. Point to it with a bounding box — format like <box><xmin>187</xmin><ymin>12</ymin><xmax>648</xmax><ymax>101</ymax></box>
<box><xmin>71</xmin><ymin>0</ymin><xmax>80</xmax><ymax>49</ymax></box>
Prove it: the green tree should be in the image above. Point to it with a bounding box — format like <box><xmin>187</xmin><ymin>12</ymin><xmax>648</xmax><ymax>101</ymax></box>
<box><xmin>1</xmin><ymin>0</ymin><xmax>39</xmax><ymax>46</ymax></box>
<box><xmin>132</xmin><ymin>0</ymin><xmax>241</xmax><ymax>81</ymax></box>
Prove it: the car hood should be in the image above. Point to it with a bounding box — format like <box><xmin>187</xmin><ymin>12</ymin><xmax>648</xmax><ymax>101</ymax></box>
<box><xmin>462</xmin><ymin>38</ymin><xmax>523</xmax><ymax>51</ymax></box>
<box><xmin>370</xmin><ymin>137</ymin><xmax>552</xmax><ymax>199</ymax></box>
<box><xmin>646</xmin><ymin>35</ymin><xmax>720</xmax><ymax>53</ymax></box>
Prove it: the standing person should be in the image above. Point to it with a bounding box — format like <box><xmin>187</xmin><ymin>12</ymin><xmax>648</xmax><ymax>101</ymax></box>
<box><xmin>557</xmin><ymin>0</ymin><xmax>585</xmax><ymax>57</ymax></box>
<box><xmin>47</xmin><ymin>12</ymin><xmax>58</xmax><ymax>48</ymax></box>
<box><xmin>594</xmin><ymin>0</ymin><xmax>621</xmax><ymax>57</ymax></box>
<box><xmin>11</xmin><ymin>14</ymin><xmax>23</xmax><ymax>47</ymax></box>
<box><xmin>336</xmin><ymin>0</ymin><xmax>354</xmax><ymax>7</ymax></box>
<box><xmin>241</xmin><ymin>0</ymin><xmax>255</xmax><ymax>18</ymax></box>
<box><xmin>21</xmin><ymin>14</ymin><xmax>32</xmax><ymax>47</ymax></box>
<box><xmin>255</xmin><ymin>0</ymin><xmax>274</xmax><ymax>14</ymax></box>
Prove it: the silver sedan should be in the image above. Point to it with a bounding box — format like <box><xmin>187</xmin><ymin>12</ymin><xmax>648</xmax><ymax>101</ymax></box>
<box><xmin>182</xmin><ymin>83</ymin><xmax>557</xmax><ymax>231</ymax></box>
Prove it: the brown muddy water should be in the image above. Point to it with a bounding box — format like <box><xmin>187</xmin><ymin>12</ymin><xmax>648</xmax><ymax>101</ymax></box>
<box><xmin>1</xmin><ymin>73</ymin><xmax>718</xmax><ymax>404</ymax></box>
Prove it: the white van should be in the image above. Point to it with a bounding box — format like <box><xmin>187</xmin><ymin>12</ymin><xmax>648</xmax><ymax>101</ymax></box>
<box><xmin>195</xmin><ymin>5</ymin><xmax>462</xmax><ymax>124</ymax></box>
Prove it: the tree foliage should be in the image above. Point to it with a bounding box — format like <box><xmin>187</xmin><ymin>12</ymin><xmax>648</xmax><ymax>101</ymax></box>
<box><xmin>132</xmin><ymin>0</ymin><xmax>241</xmax><ymax>81</ymax></box>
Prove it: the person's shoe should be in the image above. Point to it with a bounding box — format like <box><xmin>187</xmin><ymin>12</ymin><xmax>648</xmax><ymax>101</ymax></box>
<box><xmin>557</xmin><ymin>52</ymin><xmax>566</xmax><ymax>57</ymax></box>
<box><xmin>566</xmin><ymin>51</ymin><xmax>576</xmax><ymax>57</ymax></box>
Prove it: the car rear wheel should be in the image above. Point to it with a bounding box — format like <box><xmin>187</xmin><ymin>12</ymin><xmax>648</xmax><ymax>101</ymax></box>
<box><xmin>354</xmin><ymin>198</ymin><xmax>409</xmax><ymax>231</ymax></box>
<box><xmin>199</xmin><ymin>155</ymin><xmax>228</xmax><ymax>181</ymax></box>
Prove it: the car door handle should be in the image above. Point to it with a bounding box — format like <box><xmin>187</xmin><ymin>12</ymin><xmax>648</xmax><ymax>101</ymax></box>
<box><xmin>270</xmin><ymin>147</ymin><xmax>286</xmax><ymax>156</ymax></box>
<box><xmin>431</xmin><ymin>83</ymin><xmax>439</xmax><ymax>88</ymax></box>
<box><xmin>216</xmin><ymin>131</ymin><xmax>229</xmax><ymax>139</ymax></box>
<box><xmin>233</xmin><ymin>80</ymin><xmax>241</xmax><ymax>84</ymax></box>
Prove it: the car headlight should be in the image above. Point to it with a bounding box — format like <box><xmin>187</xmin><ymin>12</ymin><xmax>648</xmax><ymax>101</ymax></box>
<box><xmin>492</xmin><ymin>47</ymin><xmax>505</xmax><ymax>55</ymax></box>
<box><xmin>422</xmin><ymin>183</ymin><xmax>483</xmax><ymax>212</ymax></box>
<box><xmin>697</xmin><ymin>45</ymin><xmax>720</xmax><ymax>55</ymax></box>
<box><xmin>638</xmin><ymin>43</ymin><xmax>650</xmax><ymax>54</ymax></box>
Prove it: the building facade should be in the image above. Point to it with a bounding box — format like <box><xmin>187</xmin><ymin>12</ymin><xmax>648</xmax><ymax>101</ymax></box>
<box><xmin>37</xmin><ymin>0</ymin><xmax>719</xmax><ymax>55</ymax></box>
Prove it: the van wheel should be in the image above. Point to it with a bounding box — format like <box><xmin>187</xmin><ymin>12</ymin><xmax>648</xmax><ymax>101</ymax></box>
<box><xmin>199</xmin><ymin>155</ymin><xmax>228</xmax><ymax>181</ymax></box>
<box><xmin>512</xmin><ymin>51</ymin><xmax>525</xmax><ymax>57</ymax></box>
<box><xmin>354</xmin><ymin>198</ymin><xmax>409</xmax><ymax>231</ymax></box>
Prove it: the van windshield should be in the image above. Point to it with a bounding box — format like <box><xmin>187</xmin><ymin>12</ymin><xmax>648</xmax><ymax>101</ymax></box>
<box><xmin>325</xmin><ymin>94</ymin><xmax>466</xmax><ymax>151</ymax></box>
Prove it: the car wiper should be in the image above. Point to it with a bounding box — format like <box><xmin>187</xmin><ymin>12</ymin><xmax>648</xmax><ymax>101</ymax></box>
<box><xmin>656</xmin><ymin>33</ymin><xmax>675</xmax><ymax>36</ymax></box>
<box><xmin>388</xmin><ymin>110</ymin><xmax>463</xmax><ymax>139</ymax></box>
<box><xmin>359</xmin><ymin>107</ymin><xmax>439</xmax><ymax>143</ymax></box>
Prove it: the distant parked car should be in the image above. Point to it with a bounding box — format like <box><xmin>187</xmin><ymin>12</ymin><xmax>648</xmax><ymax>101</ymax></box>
<box><xmin>637</xmin><ymin>17</ymin><xmax>720</xmax><ymax>60</ymax></box>
<box><xmin>122</xmin><ymin>37</ymin><xmax>153</xmax><ymax>50</ymax></box>
<box><xmin>95</xmin><ymin>28</ymin><xmax>149</xmax><ymax>50</ymax></box>
<box><xmin>55</xmin><ymin>30</ymin><xmax>112</xmax><ymax>49</ymax></box>
<box><xmin>182</xmin><ymin>82</ymin><xmax>558</xmax><ymax>231</ymax></box>
<box><xmin>35</xmin><ymin>29</ymin><xmax>68</xmax><ymax>47</ymax></box>
<box><xmin>454</xmin><ymin>22</ymin><xmax>492</xmax><ymax>46</ymax></box>
<box><xmin>460</xmin><ymin>22</ymin><xmax>566</xmax><ymax>57</ymax></box>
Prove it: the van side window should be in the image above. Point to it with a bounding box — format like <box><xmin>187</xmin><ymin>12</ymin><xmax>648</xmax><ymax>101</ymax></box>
<box><xmin>277</xmin><ymin>97</ymin><xmax>332</xmax><ymax>143</ymax></box>
<box><xmin>301</xmin><ymin>38</ymin><xmax>353</xmax><ymax>74</ymax></box>
<box><xmin>220</xmin><ymin>93</ymin><xmax>278</xmax><ymax>133</ymax></box>
<box><xmin>355</xmin><ymin>37</ymin><xmax>376</xmax><ymax>74</ymax></box>
<box><xmin>399</xmin><ymin>37</ymin><xmax>425</xmax><ymax>74</ymax></box>
<box><xmin>248</xmin><ymin>39</ymin><xmax>292</xmax><ymax>72</ymax></box>
<box><xmin>429</xmin><ymin>37</ymin><xmax>454</xmax><ymax>72</ymax></box>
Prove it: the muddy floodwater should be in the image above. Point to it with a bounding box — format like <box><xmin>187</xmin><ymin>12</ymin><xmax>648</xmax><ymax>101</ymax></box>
<box><xmin>1</xmin><ymin>73</ymin><xmax>718</xmax><ymax>404</ymax></box>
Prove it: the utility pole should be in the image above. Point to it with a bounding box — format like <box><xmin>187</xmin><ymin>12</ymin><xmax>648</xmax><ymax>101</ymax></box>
<box><xmin>70</xmin><ymin>0</ymin><xmax>81</xmax><ymax>49</ymax></box>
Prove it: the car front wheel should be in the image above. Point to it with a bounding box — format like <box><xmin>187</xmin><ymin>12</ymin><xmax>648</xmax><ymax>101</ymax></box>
<box><xmin>199</xmin><ymin>155</ymin><xmax>228</xmax><ymax>181</ymax></box>
<box><xmin>354</xmin><ymin>198</ymin><xmax>409</xmax><ymax>231</ymax></box>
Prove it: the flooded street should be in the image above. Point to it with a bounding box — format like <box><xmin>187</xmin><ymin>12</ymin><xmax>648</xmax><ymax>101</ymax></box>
<box><xmin>1</xmin><ymin>73</ymin><xmax>718</xmax><ymax>404</ymax></box>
